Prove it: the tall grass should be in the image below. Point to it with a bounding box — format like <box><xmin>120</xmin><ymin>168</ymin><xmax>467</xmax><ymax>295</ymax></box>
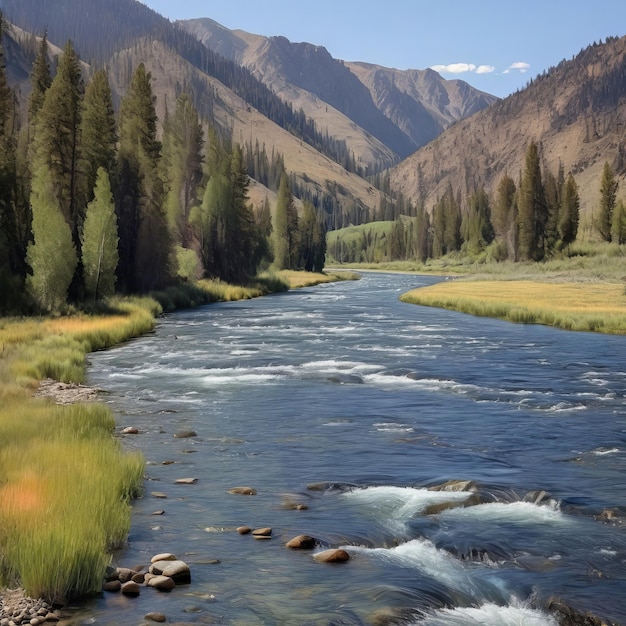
<box><xmin>0</xmin><ymin>401</ymin><xmax>144</xmax><ymax>599</ymax></box>
<box><xmin>0</xmin><ymin>298</ymin><xmax>155</xmax><ymax>600</ymax></box>
<box><xmin>400</xmin><ymin>280</ymin><xmax>626</xmax><ymax>334</ymax></box>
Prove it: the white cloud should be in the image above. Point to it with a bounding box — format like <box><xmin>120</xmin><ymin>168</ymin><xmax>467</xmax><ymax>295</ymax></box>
<box><xmin>504</xmin><ymin>61</ymin><xmax>531</xmax><ymax>74</ymax></box>
<box><xmin>431</xmin><ymin>63</ymin><xmax>495</xmax><ymax>75</ymax></box>
<box><xmin>431</xmin><ymin>63</ymin><xmax>476</xmax><ymax>74</ymax></box>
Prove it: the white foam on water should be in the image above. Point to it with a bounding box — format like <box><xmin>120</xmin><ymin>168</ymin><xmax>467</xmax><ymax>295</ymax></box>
<box><xmin>543</xmin><ymin>401</ymin><xmax>588</xmax><ymax>413</ymax></box>
<box><xmin>439</xmin><ymin>501</ymin><xmax>566</xmax><ymax>525</ymax></box>
<box><xmin>347</xmin><ymin>539</ymin><xmax>474</xmax><ymax>592</ymax></box>
<box><xmin>300</xmin><ymin>359</ymin><xmax>382</xmax><ymax>374</ymax></box>
<box><xmin>417</xmin><ymin>601</ymin><xmax>558</xmax><ymax>625</ymax></box>
<box><xmin>591</xmin><ymin>447</ymin><xmax>620</xmax><ymax>456</ymax></box>
<box><xmin>374</xmin><ymin>422</ymin><xmax>414</xmax><ymax>433</ymax></box>
<box><xmin>343</xmin><ymin>486</ymin><xmax>472</xmax><ymax>529</ymax></box>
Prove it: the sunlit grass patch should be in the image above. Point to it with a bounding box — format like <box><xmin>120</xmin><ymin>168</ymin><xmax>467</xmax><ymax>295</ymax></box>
<box><xmin>400</xmin><ymin>280</ymin><xmax>626</xmax><ymax>334</ymax></box>
<box><xmin>277</xmin><ymin>269</ymin><xmax>360</xmax><ymax>289</ymax></box>
<box><xmin>0</xmin><ymin>400</ymin><xmax>144</xmax><ymax>599</ymax></box>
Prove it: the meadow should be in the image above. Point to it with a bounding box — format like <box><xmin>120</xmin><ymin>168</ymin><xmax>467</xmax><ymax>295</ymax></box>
<box><xmin>400</xmin><ymin>280</ymin><xmax>626</xmax><ymax>334</ymax></box>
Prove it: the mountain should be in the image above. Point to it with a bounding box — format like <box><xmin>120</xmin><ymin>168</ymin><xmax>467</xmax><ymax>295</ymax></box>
<box><xmin>388</xmin><ymin>36</ymin><xmax>626</xmax><ymax>228</ymax></box>
<box><xmin>180</xmin><ymin>18</ymin><xmax>497</xmax><ymax>168</ymax></box>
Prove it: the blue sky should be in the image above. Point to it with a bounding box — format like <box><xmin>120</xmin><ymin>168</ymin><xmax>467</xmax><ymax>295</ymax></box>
<box><xmin>142</xmin><ymin>1</ymin><xmax>626</xmax><ymax>98</ymax></box>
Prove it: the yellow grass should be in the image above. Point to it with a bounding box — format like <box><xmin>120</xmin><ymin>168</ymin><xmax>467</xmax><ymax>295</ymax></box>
<box><xmin>400</xmin><ymin>280</ymin><xmax>626</xmax><ymax>334</ymax></box>
<box><xmin>278</xmin><ymin>269</ymin><xmax>360</xmax><ymax>289</ymax></box>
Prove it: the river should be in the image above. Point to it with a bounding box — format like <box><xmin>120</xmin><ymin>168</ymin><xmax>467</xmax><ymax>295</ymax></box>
<box><xmin>81</xmin><ymin>272</ymin><xmax>626</xmax><ymax>625</ymax></box>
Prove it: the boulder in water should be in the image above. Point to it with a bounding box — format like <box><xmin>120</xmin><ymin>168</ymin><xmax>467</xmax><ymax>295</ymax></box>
<box><xmin>147</xmin><ymin>575</ymin><xmax>176</xmax><ymax>592</ymax></box>
<box><xmin>228</xmin><ymin>486</ymin><xmax>257</xmax><ymax>495</ymax></box>
<box><xmin>121</xmin><ymin>581</ymin><xmax>141</xmax><ymax>597</ymax></box>
<box><xmin>150</xmin><ymin>559</ymin><xmax>191</xmax><ymax>584</ymax></box>
<box><xmin>286</xmin><ymin>535</ymin><xmax>316</xmax><ymax>550</ymax></box>
<box><xmin>428</xmin><ymin>479</ymin><xmax>476</xmax><ymax>492</ymax></box>
<box><xmin>313</xmin><ymin>549</ymin><xmax>350</xmax><ymax>563</ymax></box>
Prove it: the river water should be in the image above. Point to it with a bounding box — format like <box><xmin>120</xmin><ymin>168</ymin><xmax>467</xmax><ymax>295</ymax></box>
<box><xmin>81</xmin><ymin>272</ymin><xmax>626</xmax><ymax>625</ymax></box>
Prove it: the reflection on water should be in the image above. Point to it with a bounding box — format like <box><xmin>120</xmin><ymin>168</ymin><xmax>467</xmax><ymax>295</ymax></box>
<box><xmin>83</xmin><ymin>273</ymin><xmax>626</xmax><ymax>625</ymax></box>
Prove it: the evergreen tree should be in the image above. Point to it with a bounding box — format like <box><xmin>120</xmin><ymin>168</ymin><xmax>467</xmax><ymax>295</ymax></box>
<box><xmin>26</xmin><ymin>162</ymin><xmax>77</xmax><ymax>312</ymax></box>
<box><xmin>543</xmin><ymin>168</ymin><xmax>561</xmax><ymax>253</ymax></box>
<box><xmin>461</xmin><ymin>188</ymin><xmax>494</xmax><ymax>256</ymax></box>
<box><xmin>117</xmin><ymin>63</ymin><xmax>170</xmax><ymax>292</ymax></box>
<box><xmin>32</xmin><ymin>40</ymin><xmax>84</xmax><ymax>246</ymax></box>
<box><xmin>0</xmin><ymin>13</ymin><xmax>19</xmax><ymax>307</ymax></box>
<box><xmin>493</xmin><ymin>173</ymin><xmax>517</xmax><ymax>260</ymax></box>
<box><xmin>596</xmin><ymin>161</ymin><xmax>618</xmax><ymax>242</ymax></box>
<box><xmin>298</xmin><ymin>200</ymin><xmax>326</xmax><ymax>271</ymax></box>
<box><xmin>78</xmin><ymin>69</ymin><xmax>117</xmax><ymax>210</ymax></box>
<box><xmin>272</xmin><ymin>173</ymin><xmax>299</xmax><ymax>269</ymax></box>
<box><xmin>611</xmin><ymin>200</ymin><xmax>626</xmax><ymax>244</ymax></box>
<box><xmin>414</xmin><ymin>205</ymin><xmax>430</xmax><ymax>263</ymax></box>
<box><xmin>28</xmin><ymin>32</ymin><xmax>51</xmax><ymax>127</ymax></box>
<box><xmin>81</xmin><ymin>168</ymin><xmax>118</xmax><ymax>301</ymax></box>
<box><xmin>517</xmin><ymin>141</ymin><xmax>546</xmax><ymax>261</ymax></box>
<box><xmin>558</xmin><ymin>173</ymin><xmax>580</xmax><ymax>247</ymax></box>
<box><xmin>161</xmin><ymin>94</ymin><xmax>203</xmax><ymax>247</ymax></box>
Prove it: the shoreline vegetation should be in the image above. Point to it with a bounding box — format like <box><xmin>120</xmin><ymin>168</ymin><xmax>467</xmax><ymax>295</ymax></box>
<box><xmin>0</xmin><ymin>270</ymin><xmax>353</xmax><ymax>605</ymax></box>
<box><xmin>331</xmin><ymin>242</ymin><xmax>626</xmax><ymax>335</ymax></box>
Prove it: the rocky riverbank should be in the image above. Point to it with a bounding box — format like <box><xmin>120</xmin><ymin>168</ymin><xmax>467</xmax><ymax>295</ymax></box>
<box><xmin>0</xmin><ymin>589</ymin><xmax>60</xmax><ymax>625</ymax></box>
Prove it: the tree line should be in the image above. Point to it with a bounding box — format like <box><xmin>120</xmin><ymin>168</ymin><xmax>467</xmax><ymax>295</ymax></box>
<box><xmin>0</xmin><ymin>24</ymin><xmax>326</xmax><ymax>314</ymax></box>
<box><xmin>330</xmin><ymin>141</ymin><xmax>591</xmax><ymax>264</ymax></box>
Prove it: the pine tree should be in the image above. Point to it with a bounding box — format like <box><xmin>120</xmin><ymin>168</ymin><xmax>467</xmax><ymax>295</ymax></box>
<box><xmin>493</xmin><ymin>173</ymin><xmax>517</xmax><ymax>260</ymax></box>
<box><xmin>28</xmin><ymin>32</ymin><xmax>51</xmax><ymax>127</ymax></box>
<box><xmin>558</xmin><ymin>173</ymin><xmax>580</xmax><ymax>246</ymax></box>
<box><xmin>596</xmin><ymin>161</ymin><xmax>618</xmax><ymax>242</ymax></box>
<box><xmin>161</xmin><ymin>94</ymin><xmax>203</xmax><ymax>247</ymax></box>
<box><xmin>78</xmin><ymin>69</ymin><xmax>117</xmax><ymax>210</ymax></box>
<box><xmin>517</xmin><ymin>141</ymin><xmax>546</xmax><ymax>261</ymax></box>
<box><xmin>298</xmin><ymin>200</ymin><xmax>327</xmax><ymax>271</ymax></box>
<box><xmin>81</xmin><ymin>168</ymin><xmax>118</xmax><ymax>301</ymax></box>
<box><xmin>117</xmin><ymin>63</ymin><xmax>170</xmax><ymax>292</ymax></box>
<box><xmin>32</xmin><ymin>40</ymin><xmax>84</xmax><ymax>245</ymax></box>
<box><xmin>272</xmin><ymin>173</ymin><xmax>299</xmax><ymax>270</ymax></box>
<box><xmin>611</xmin><ymin>200</ymin><xmax>626</xmax><ymax>244</ymax></box>
<box><xmin>0</xmin><ymin>12</ymin><xmax>19</xmax><ymax>306</ymax></box>
<box><xmin>26</xmin><ymin>162</ymin><xmax>77</xmax><ymax>312</ymax></box>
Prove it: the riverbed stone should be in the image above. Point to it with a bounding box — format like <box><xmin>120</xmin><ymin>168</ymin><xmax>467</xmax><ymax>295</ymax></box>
<box><xmin>252</xmin><ymin>527</ymin><xmax>272</xmax><ymax>537</ymax></box>
<box><xmin>175</xmin><ymin>477</ymin><xmax>198</xmax><ymax>484</ymax></box>
<box><xmin>286</xmin><ymin>535</ymin><xmax>316</xmax><ymax>549</ymax></box>
<box><xmin>102</xmin><ymin>580</ymin><xmax>121</xmax><ymax>592</ymax></box>
<box><xmin>227</xmin><ymin>486</ymin><xmax>257</xmax><ymax>495</ymax></box>
<box><xmin>121</xmin><ymin>581</ymin><xmax>141</xmax><ymax>597</ymax></box>
<box><xmin>116</xmin><ymin>568</ymin><xmax>136</xmax><ymax>583</ymax></box>
<box><xmin>151</xmin><ymin>492</ymin><xmax>168</xmax><ymax>499</ymax></box>
<box><xmin>150</xmin><ymin>559</ymin><xmax>190</xmax><ymax>584</ymax></box>
<box><xmin>121</xmin><ymin>426</ymin><xmax>139</xmax><ymax>435</ymax></box>
<box><xmin>237</xmin><ymin>526</ymin><xmax>252</xmax><ymax>534</ymax></box>
<box><xmin>146</xmin><ymin>575</ymin><xmax>176</xmax><ymax>592</ymax></box>
<box><xmin>313</xmin><ymin>549</ymin><xmax>350</xmax><ymax>563</ymax></box>
<box><xmin>151</xmin><ymin>553</ymin><xmax>177</xmax><ymax>563</ymax></box>
<box><xmin>174</xmin><ymin>430</ymin><xmax>197</xmax><ymax>438</ymax></box>
<box><xmin>144</xmin><ymin>612</ymin><xmax>167</xmax><ymax>623</ymax></box>
<box><xmin>428</xmin><ymin>479</ymin><xmax>476</xmax><ymax>492</ymax></box>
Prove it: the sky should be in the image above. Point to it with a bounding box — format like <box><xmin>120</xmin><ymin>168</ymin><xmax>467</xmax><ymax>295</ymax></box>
<box><xmin>141</xmin><ymin>1</ymin><xmax>626</xmax><ymax>98</ymax></box>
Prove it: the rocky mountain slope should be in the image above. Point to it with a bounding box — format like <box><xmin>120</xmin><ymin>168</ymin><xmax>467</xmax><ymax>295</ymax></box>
<box><xmin>389</xmin><ymin>36</ymin><xmax>626</xmax><ymax>230</ymax></box>
<box><xmin>180</xmin><ymin>18</ymin><xmax>497</xmax><ymax>167</ymax></box>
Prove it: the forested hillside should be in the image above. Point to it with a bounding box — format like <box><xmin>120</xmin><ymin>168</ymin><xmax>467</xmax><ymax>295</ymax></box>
<box><xmin>0</xmin><ymin>22</ymin><xmax>326</xmax><ymax>314</ymax></box>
